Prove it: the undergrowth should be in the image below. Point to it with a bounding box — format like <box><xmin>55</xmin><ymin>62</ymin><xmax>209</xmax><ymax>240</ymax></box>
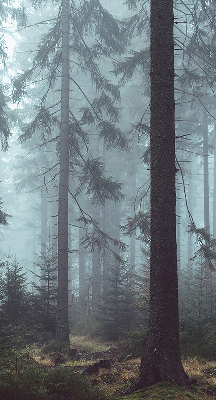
<box><xmin>69</xmin><ymin>335</ymin><xmax>113</xmax><ymax>354</ymax></box>
<box><xmin>1</xmin><ymin>334</ymin><xmax>216</xmax><ymax>400</ymax></box>
<box><xmin>117</xmin><ymin>382</ymin><xmax>213</xmax><ymax>399</ymax></box>
<box><xmin>0</xmin><ymin>364</ymin><xmax>110</xmax><ymax>400</ymax></box>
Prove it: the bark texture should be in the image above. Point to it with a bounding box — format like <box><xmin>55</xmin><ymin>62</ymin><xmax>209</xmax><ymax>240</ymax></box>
<box><xmin>102</xmin><ymin>143</ymin><xmax>109</xmax><ymax>297</ymax></box>
<box><xmin>92</xmin><ymin>203</ymin><xmax>101</xmax><ymax>315</ymax></box>
<box><xmin>91</xmin><ymin>137</ymin><xmax>101</xmax><ymax>315</ymax></box>
<box><xmin>213</xmin><ymin>133</ymin><xmax>216</xmax><ymax>239</ymax></box>
<box><xmin>203</xmin><ymin>109</ymin><xmax>210</xmax><ymax>235</ymax></box>
<box><xmin>129</xmin><ymin>149</ymin><xmax>136</xmax><ymax>271</ymax></box>
<box><xmin>41</xmin><ymin>184</ymin><xmax>48</xmax><ymax>258</ymax></box>
<box><xmin>79</xmin><ymin>203</ymin><xmax>86</xmax><ymax>302</ymax></box>
<box><xmin>176</xmin><ymin>185</ymin><xmax>181</xmax><ymax>273</ymax></box>
<box><xmin>187</xmin><ymin>166</ymin><xmax>193</xmax><ymax>270</ymax></box>
<box><xmin>56</xmin><ymin>0</ymin><xmax>70</xmax><ymax>343</ymax></box>
<box><xmin>132</xmin><ymin>0</ymin><xmax>189</xmax><ymax>389</ymax></box>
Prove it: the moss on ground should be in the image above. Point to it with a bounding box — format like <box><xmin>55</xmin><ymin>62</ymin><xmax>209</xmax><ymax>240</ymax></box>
<box><xmin>117</xmin><ymin>382</ymin><xmax>213</xmax><ymax>399</ymax></box>
<box><xmin>1</xmin><ymin>338</ymin><xmax>216</xmax><ymax>400</ymax></box>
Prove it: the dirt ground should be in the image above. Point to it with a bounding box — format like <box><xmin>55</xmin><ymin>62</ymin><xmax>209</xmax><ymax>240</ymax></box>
<box><xmin>29</xmin><ymin>336</ymin><xmax>216</xmax><ymax>398</ymax></box>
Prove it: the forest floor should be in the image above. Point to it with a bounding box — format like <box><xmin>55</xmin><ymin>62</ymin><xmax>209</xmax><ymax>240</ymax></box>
<box><xmin>27</xmin><ymin>335</ymin><xmax>216</xmax><ymax>399</ymax></box>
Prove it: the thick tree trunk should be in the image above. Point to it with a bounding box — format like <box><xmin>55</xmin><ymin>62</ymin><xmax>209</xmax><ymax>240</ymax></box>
<box><xmin>56</xmin><ymin>0</ymin><xmax>70</xmax><ymax>343</ymax></box>
<box><xmin>132</xmin><ymin>0</ymin><xmax>189</xmax><ymax>389</ymax></box>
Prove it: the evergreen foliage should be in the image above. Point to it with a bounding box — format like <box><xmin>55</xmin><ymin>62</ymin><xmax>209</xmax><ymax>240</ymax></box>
<box><xmin>0</xmin><ymin>1</ymin><xmax>27</xmax><ymax>150</ymax></box>
<box><xmin>0</xmin><ymin>197</ymin><xmax>9</xmax><ymax>225</ymax></box>
<box><xmin>0</xmin><ymin>257</ymin><xmax>58</xmax><ymax>347</ymax></box>
<box><xmin>0</xmin><ymin>363</ymin><xmax>109</xmax><ymax>400</ymax></box>
<box><xmin>33</xmin><ymin>250</ymin><xmax>57</xmax><ymax>333</ymax></box>
<box><xmin>189</xmin><ymin>224</ymin><xmax>216</xmax><ymax>270</ymax></box>
<box><xmin>3</xmin><ymin>0</ymin><xmax>216</xmax><ymax>392</ymax></box>
<box><xmin>94</xmin><ymin>262</ymin><xmax>140</xmax><ymax>341</ymax></box>
<box><xmin>121</xmin><ymin>211</ymin><xmax>150</xmax><ymax>244</ymax></box>
<box><xmin>12</xmin><ymin>0</ymin><xmax>128</xmax><ymax>263</ymax></box>
<box><xmin>0</xmin><ymin>84</ymin><xmax>10</xmax><ymax>152</ymax></box>
<box><xmin>78</xmin><ymin>158</ymin><xmax>124</xmax><ymax>205</ymax></box>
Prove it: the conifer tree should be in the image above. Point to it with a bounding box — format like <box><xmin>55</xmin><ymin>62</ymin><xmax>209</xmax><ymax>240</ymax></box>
<box><xmin>57</xmin><ymin>0</ymin><xmax>70</xmax><ymax>343</ymax></box>
<box><xmin>0</xmin><ymin>1</ymin><xmax>27</xmax><ymax>148</ymax></box>
<box><xmin>0</xmin><ymin>197</ymin><xmax>9</xmax><ymax>225</ymax></box>
<box><xmin>0</xmin><ymin>1</ymin><xmax>27</xmax><ymax>226</ymax></box>
<box><xmin>33</xmin><ymin>244</ymin><xmax>57</xmax><ymax>333</ymax></box>
<box><xmin>98</xmin><ymin>260</ymin><xmax>137</xmax><ymax>341</ymax></box>
<box><xmin>139</xmin><ymin>0</ymin><xmax>188</xmax><ymax>387</ymax></box>
<box><xmin>0</xmin><ymin>257</ymin><xmax>27</xmax><ymax>324</ymax></box>
<box><xmin>125</xmin><ymin>0</ymin><xmax>190</xmax><ymax>390</ymax></box>
<box><xmin>13</xmin><ymin>0</ymin><xmax>126</xmax><ymax>343</ymax></box>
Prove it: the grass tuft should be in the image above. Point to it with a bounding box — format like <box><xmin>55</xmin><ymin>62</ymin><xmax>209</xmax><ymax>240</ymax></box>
<box><xmin>69</xmin><ymin>335</ymin><xmax>114</xmax><ymax>354</ymax></box>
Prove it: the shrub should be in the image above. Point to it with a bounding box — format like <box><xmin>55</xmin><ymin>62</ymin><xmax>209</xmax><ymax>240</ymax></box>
<box><xmin>120</xmin><ymin>328</ymin><xmax>148</xmax><ymax>359</ymax></box>
<box><xmin>0</xmin><ymin>365</ymin><xmax>110</xmax><ymax>400</ymax></box>
<box><xmin>180</xmin><ymin>325</ymin><xmax>216</xmax><ymax>360</ymax></box>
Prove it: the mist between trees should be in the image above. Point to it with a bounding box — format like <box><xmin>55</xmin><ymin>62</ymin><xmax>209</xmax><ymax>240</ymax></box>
<box><xmin>1</xmin><ymin>0</ymin><xmax>216</xmax><ymax>392</ymax></box>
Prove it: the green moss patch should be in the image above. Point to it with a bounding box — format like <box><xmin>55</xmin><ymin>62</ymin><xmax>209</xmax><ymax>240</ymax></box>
<box><xmin>117</xmin><ymin>382</ymin><xmax>212</xmax><ymax>399</ymax></box>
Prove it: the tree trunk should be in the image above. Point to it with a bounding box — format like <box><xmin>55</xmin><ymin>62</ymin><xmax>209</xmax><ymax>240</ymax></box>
<box><xmin>40</xmin><ymin>183</ymin><xmax>48</xmax><ymax>286</ymax></box>
<box><xmin>130</xmin><ymin>232</ymin><xmax>135</xmax><ymax>270</ymax></box>
<box><xmin>92</xmin><ymin>202</ymin><xmax>101</xmax><ymax>316</ymax></box>
<box><xmin>102</xmin><ymin>143</ymin><xmax>110</xmax><ymax>298</ymax></box>
<box><xmin>102</xmin><ymin>202</ymin><xmax>109</xmax><ymax>298</ymax></box>
<box><xmin>203</xmin><ymin>109</ymin><xmax>210</xmax><ymax>236</ymax></box>
<box><xmin>79</xmin><ymin>204</ymin><xmax>86</xmax><ymax>302</ymax></box>
<box><xmin>91</xmin><ymin>135</ymin><xmax>101</xmax><ymax>316</ymax></box>
<box><xmin>176</xmin><ymin>182</ymin><xmax>181</xmax><ymax>274</ymax></box>
<box><xmin>32</xmin><ymin>223</ymin><xmax>37</xmax><ymax>286</ymax></box>
<box><xmin>56</xmin><ymin>0</ymin><xmax>70</xmax><ymax>343</ymax></box>
<box><xmin>213</xmin><ymin>132</ymin><xmax>216</xmax><ymax>239</ymax></box>
<box><xmin>41</xmin><ymin>184</ymin><xmax>48</xmax><ymax>258</ymax></box>
<box><xmin>129</xmin><ymin>149</ymin><xmax>136</xmax><ymax>272</ymax></box>
<box><xmin>51</xmin><ymin>179</ymin><xmax>58</xmax><ymax>283</ymax></box>
<box><xmin>203</xmin><ymin>108</ymin><xmax>212</xmax><ymax>297</ymax></box>
<box><xmin>78</xmin><ymin>193</ymin><xmax>86</xmax><ymax>303</ymax></box>
<box><xmin>132</xmin><ymin>0</ymin><xmax>189</xmax><ymax>389</ymax></box>
<box><xmin>187</xmin><ymin>165</ymin><xmax>193</xmax><ymax>300</ymax></box>
<box><xmin>187</xmin><ymin>166</ymin><xmax>193</xmax><ymax>269</ymax></box>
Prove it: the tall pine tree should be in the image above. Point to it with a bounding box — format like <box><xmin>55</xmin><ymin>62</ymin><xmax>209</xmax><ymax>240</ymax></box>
<box><xmin>130</xmin><ymin>0</ymin><xmax>189</xmax><ymax>389</ymax></box>
<box><xmin>13</xmin><ymin>0</ymin><xmax>126</xmax><ymax>343</ymax></box>
<box><xmin>57</xmin><ymin>0</ymin><xmax>70</xmax><ymax>343</ymax></box>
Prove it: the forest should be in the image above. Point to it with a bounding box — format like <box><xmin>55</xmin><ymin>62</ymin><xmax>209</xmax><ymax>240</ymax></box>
<box><xmin>1</xmin><ymin>0</ymin><xmax>216</xmax><ymax>399</ymax></box>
